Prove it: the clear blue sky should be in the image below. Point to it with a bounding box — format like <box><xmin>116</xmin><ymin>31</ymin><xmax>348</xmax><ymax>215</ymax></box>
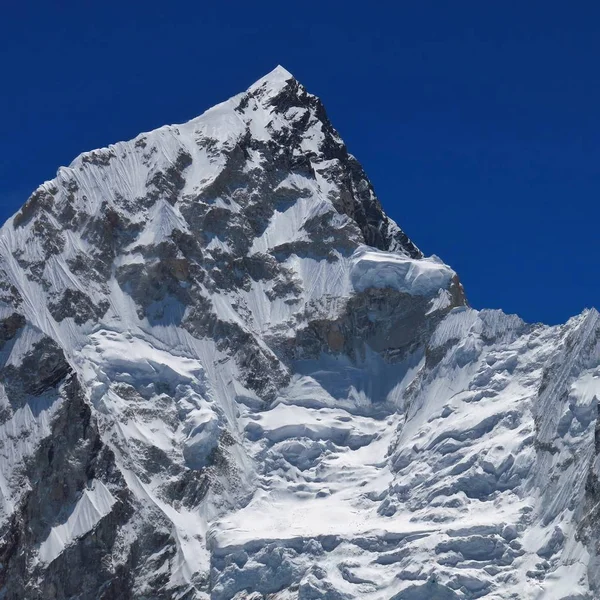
<box><xmin>2</xmin><ymin>1</ymin><xmax>599</xmax><ymax>325</ymax></box>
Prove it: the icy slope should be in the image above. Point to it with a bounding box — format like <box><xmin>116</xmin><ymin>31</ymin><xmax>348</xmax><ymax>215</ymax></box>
<box><xmin>207</xmin><ymin>308</ymin><xmax>600</xmax><ymax>600</ymax></box>
<box><xmin>0</xmin><ymin>66</ymin><xmax>598</xmax><ymax>600</ymax></box>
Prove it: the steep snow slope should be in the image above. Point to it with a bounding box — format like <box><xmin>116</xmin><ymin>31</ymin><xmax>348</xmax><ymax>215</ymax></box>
<box><xmin>0</xmin><ymin>66</ymin><xmax>598</xmax><ymax>600</ymax></box>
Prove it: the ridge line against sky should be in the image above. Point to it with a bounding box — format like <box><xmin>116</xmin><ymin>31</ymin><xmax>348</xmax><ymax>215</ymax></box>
<box><xmin>1</xmin><ymin>1</ymin><xmax>599</xmax><ymax>325</ymax></box>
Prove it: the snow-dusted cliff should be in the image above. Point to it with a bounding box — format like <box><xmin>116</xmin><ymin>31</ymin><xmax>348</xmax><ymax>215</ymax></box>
<box><xmin>0</xmin><ymin>66</ymin><xmax>598</xmax><ymax>600</ymax></box>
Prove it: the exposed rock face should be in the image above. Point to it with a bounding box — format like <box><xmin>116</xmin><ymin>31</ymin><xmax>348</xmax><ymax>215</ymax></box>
<box><xmin>0</xmin><ymin>66</ymin><xmax>598</xmax><ymax>599</ymax></box>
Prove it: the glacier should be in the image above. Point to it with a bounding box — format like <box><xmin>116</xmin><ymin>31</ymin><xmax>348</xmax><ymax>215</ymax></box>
<box><xmin>0</xmin><ymin>65</ymin><xmax>598</xmax><ymax>599</ymax></box>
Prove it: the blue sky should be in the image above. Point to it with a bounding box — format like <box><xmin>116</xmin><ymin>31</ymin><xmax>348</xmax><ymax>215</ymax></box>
<box><xmin>2</xmin><ymin>1</ymin><xmax>599</xmax><ymax>325</ymax></box>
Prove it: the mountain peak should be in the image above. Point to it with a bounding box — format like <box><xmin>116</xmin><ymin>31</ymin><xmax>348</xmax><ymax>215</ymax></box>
<box><xmin>253</xmin><ymin>64</ymin><xmax>295</xmax><ymax>86</ymax></box>
<box><xmin>11</xmin><ymin>62</ymin><xmax>423</xmax><ymax>260</ymax></box>
<box><xmin>244</xmin><ymin>64</ymin><xmax>298</xmax><ymax>105</ymax></box>
<box><xmin>1</xmin><ymin>69</ymin><xmax>597</xmax><ymax>600</ymax></box>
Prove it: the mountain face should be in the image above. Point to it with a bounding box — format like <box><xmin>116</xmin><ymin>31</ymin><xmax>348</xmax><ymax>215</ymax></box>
<box><xmin>0</xmin><ymin>66</ymin><xmax>598</xmax><ymax>600</ymax></box>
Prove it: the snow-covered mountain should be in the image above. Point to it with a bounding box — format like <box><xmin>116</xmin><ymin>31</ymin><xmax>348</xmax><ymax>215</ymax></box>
<box><xmin>0</xmin><ymin>66</ymin><xmax>598</xmax><ymax>600</ymax></box>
